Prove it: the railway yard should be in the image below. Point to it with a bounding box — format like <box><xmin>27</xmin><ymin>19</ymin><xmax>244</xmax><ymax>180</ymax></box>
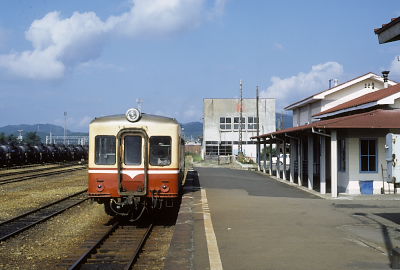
<box><xmin>2</xmin><ymin>161</ymin><xmax>400</xmax><ymax>269</ymax></box>
<box><xmin>0</xmin><ymin>163</ymin><xmax>177</xmax><ymax>270</ymax></box>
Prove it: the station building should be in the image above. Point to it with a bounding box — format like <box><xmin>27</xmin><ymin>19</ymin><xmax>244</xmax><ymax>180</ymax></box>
<box><xmin>202</xmin><ymin>98</ymin><xmax>275</xmax><ymax>159</ymax></box>
<box><xmin>253</xmin><ymin>72</ymin><xmax>400</xmax><ymax>197</ymax></box>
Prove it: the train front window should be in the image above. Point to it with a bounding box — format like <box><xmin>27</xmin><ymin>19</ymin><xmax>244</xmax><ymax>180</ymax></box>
<box><xmin>95</xmin><ymin>136</ymin><xmax>116</xmax><ymax>165</ymax></box>
<box><xmin>150</xmin><ymin>136</ymin><xmax>171</xmax><ymax>166</ymax></box>
<box><xmin>124</xmin><ymin>135</ymin><xmax>142</xmax><ymax>165</ymax></box>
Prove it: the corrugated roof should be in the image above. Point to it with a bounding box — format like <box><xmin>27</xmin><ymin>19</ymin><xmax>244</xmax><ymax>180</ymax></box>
<box><xmin>313</xmin><ymin>83</ymin><xmax>400</xmax><ymax>117</ymax></box>
<box><xmin>374</xmin><ymin>17</ymin><xmax>400</xmax><ymax>34</ymax></box>
<box><xmin>254</xmin><ymin>109</ymin><xmax>400</xmax><ymax>139</ymax></box>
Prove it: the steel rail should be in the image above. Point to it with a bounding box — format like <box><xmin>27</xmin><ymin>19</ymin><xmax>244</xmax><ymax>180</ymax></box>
<box><xmin>68</xmin><ymin>221</ymin><xmax>120</xmax><ymax>270</ymax></box>
<box><xmin>0</xmin><ymin>190</ymin><xmax>88</xmax><ymax>242</ymax></box>
<box><xmin>68</xmin><ymin>221</ymin><xmax>154</xmax><ymax>270</ymax></box>
<box><xmin>0</xmin><ymin>161</ymin><xmax>87</xmax><ymax>171</ymax></box>
<box><xmin>0</xmin><ymin>166</ymin><xmax>86</xmax><ymax>185</ymax></box>
<box><xmin>124</xmin><ymin>222</ymin><xmax>154</xmax><ymax>270</ymax></box>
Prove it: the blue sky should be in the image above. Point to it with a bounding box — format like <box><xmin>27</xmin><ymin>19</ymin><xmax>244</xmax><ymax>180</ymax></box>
<box><xmin>0</xmin><ymin>0</ymin><xmax>399</xmax><ymax>131</ymax></box>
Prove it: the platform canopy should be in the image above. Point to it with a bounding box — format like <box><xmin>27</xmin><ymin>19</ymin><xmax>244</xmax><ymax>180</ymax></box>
<box><xmin>252</xmin><ymin>109</ymin><xmax>400</xmax><ymax>140</ymax></box>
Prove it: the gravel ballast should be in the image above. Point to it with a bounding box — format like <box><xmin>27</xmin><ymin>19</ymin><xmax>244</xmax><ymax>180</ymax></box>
<box><xmin>0</xmin><ymin>201</ymin><xmax>109</xmax><ymax>270</ymax></box>
<box><xmin>0</xmin><ymin>170</ymin><xmax>87</xmax><ymax>221</ymax></box>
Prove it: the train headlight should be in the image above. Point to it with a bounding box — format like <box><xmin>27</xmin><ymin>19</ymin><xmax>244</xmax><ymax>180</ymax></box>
<box><xmin>126</xmin><ymin>108</ymin><xmax>141</xmax><ymax>122</ymax></box>
<box><xmin>161</xmin><ymin>184</ymin><xmax>170</xmax><ymax>193</ymax></box>
<box><xmin>97</xmin><ymin>184</ymin><xmax>104</xmax><ymax>192</ymax></box>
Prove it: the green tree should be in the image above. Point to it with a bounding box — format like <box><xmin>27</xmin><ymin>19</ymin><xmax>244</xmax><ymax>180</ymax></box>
<box><xmin>24</xmin><ymin>132</ymin><xmax>41</xmax><ymax>145</ymax></box>
<box><xmin>7</xmin><ymin>134</ymin><xmax>18</xmax><ymax>144</ymax></box>
<box><xmin>0</xmin><ymin>133</ymin><xmax>7</xmax><ymax>144</ymax></box>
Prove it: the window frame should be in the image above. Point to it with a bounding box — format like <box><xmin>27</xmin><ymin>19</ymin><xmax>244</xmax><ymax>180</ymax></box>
<box><xmin>94</xmin><ymin>135</ymin><xmax>116</xmax><ymax>165</ymax></box>
<box><xmin>359</xmin><ymin>138</ymin><xmax>377</xmax><ymax>173</ymax></box>
<box><xmin>219</xmin><ymin>117</ymin><xmax>232</xmax><ymax>130</ymax></box>
<box><xmin>149</xmin><ymin>136</ymin><xmax>172</xmax><ymax>166</ymax></box>
<box><xmin>233</xmin><ymin>117</ymin><xmax>246</xmax><ymax>130</ymax></box>
<box><xmin>123</xmin><ymin>135</ymin><xmax>143</xmax><ymax>166</ymax></box>
<box><xmin>247</xmin><ymin>116</ymin><xmax>259</xmax><ymax>130</ymax></box>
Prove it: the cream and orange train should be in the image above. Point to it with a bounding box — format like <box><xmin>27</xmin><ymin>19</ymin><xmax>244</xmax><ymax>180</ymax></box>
<box><xmin>88</xmin><ymin>108</ymin><xmax>185</xmax><ymax>219</ymax></box>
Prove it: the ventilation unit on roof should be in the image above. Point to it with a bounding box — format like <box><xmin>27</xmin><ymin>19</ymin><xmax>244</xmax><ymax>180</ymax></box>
<box><xmin>382</xmin><ymin>70</ymin><xmax>390</xmax><ymax>88</ymax></box>
<box><xmin>329</xmin><ymin>79</ymin><xmax>339</xmax><ymax>89</ymax></box>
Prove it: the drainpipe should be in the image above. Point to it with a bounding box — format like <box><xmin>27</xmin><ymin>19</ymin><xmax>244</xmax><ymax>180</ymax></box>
<box><xmin>312</xmin><ymin>127</ymin><xmax>331</xmax><ymax>137</ymax></box>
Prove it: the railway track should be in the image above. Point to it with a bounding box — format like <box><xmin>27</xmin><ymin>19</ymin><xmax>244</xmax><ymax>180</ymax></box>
<box><xmin>0</xmin><ymin>165</ymin><xmax>86</xmax><ymax>185</ymax></box>
<box><xmin>0</xmin><ymin>162</ymin><xmax>85</xmax><ymax>177</ymax></box>
<box><xmin>0</xmin><ymin>161</ymin><xmax>86</xmax><ymax>171</ymax></box>
<box><xmin>0</xmin><ymin>190</ymin><xmax>88</xmax><ymax>241</ymax></box>
<box><xmin>67</xmin><ymin>221</ymin><xmax>153</xmax><ymax>270</ymax></box>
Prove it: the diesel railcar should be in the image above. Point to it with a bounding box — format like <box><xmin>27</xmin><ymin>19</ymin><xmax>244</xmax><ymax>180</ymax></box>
<box><xmin>88</xmin><ymin>108</ymin><xmax>185</xmax><ymax>219</ymax></box>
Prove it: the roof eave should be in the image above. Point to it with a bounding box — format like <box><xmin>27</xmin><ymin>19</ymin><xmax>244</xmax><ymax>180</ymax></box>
<box><xmin>313</xmin><ymin>101</ymin><xmax>378</xmax><ymax>119</ymax></box>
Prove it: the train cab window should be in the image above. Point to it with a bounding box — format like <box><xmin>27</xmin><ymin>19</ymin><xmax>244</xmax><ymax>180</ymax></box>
<box><xmin>150</xmin><ymin>136</ymin><xmax>171</xmax><ymax>166</ymax></box>
<box><xmin>124</xmin><ymin>136</ymin><xmax>142</xmax><ymax>165</ymax></box>
<box><xmin>95</xmin><ymin>136</ymin><xmax>116</xmax><ymax>165</ymax></box>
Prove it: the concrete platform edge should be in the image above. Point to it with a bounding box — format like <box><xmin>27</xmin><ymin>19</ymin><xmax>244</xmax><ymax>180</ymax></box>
<box><xmin>163</xmin><ymin>185</ymin><xmax>194</xmax><ymax>270</ymax></box>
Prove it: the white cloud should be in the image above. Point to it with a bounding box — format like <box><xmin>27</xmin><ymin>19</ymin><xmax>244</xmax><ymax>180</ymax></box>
<box><xmin>0</xmin><ymin>0</ymin><xmax>225</xmax><ymax>80</ymax></box>
<box><xmin>389</xmin><ymin>56</ymin><xmax>400</xmax><ymax>79</ymax></box>
<box><xmin>77</xmin><ymin>60</ymin><xmax>125</xmax><ymax>72</ymax></box>
<box><xmin>78</xmin><ymin>116</ymin><xmax>92</xmax><ymax>127</ymax></box>
<box><xmin>261</xmin><ymin>62</ymin><xmax>343</xmax><ymax>108</ymax></box>
<box><xmin>183</xmin><ymin>105</ymin><xmax>201</xmax><ymax>121</ymax></box>
<box><xmin>273</xmin><ymin>42</ymin><xmax>284</xmax><ymax>50</ymax></box>
<box><xmin>0</xmin><ymin>27</ymin><xmax>8</xmax><ymax>49</ymax></box>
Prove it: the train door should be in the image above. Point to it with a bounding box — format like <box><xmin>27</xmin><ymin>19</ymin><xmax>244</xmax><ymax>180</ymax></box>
<box><xmin>118</xmin><ymin>130</ymin><xmax>148</xmax><ymax>196</ymax></box>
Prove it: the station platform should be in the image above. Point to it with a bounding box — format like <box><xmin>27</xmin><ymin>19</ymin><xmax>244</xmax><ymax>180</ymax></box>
<box><xmin>165</xmin><ymin>167</ymin><xmax>398</xmax><ymax>270</ymax></box>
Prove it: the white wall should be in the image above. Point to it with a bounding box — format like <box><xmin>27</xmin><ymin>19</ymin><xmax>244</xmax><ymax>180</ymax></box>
<box><xmin>203</xmin><ymin>98</ymin><xmax>276</xmax><ymax>158</ymax></box>
<box><xmin>291</xmin><ymin>79</ymin><xmax>386</xmax><ymax>126</ymax></box>
<box><xmin>321</xmin><ymin>80</ymin><xmax>384</xmax><ymax>112</ymax></box>
<box><xmin>337</xmin><ymin>129</ymin><xmax>400</xmax><ymax>194</ymax></box>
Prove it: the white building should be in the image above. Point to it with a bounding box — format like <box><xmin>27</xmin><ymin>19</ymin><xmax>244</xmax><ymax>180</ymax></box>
<box><xmin>286</xmin><ymin>72</ymin><xmax>396</xmax><ymax>126</ymax></box>
<box><xmin>203</xmin><ymin>98</ymin><xmax>275</xmax><ymax>159</ymax></box>
<box><xmin>254</xmin><ymin>72</ymin><xmax>400</xmax><ymax>197</ymax></box>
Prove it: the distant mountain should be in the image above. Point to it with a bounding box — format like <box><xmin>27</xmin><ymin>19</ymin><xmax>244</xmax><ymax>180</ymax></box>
<box><xmin>182</xmin><ymin>122</ymin><xmax>202</xmax><ymax>140</ymax></box>
<box><xmin>0</xmin><ymin>124</ymin><xmax>88</xmax><ymax>142</ymax></box>
<box><xmin>276</xmin><ymin>113</ymin><xmax>293</xmax><ymax>130</ymax></box>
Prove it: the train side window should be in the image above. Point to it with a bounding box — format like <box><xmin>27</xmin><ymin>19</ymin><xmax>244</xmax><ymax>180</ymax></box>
<box><xmin>124</xmin><ymin>135</ymin><xmax>142</xmax><ymax>165</ymax></box>
<box><xmin>150</xmin><ymin>136</ymin><xmax>171</xmax><ymax>166</ymax></box>
<box><xmin>95</xmin><ymin>136</ymin><xmax>116</xmax><ymax>165</ymax></box>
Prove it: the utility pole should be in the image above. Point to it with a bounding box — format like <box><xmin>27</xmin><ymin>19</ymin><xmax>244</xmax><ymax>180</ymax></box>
<box><xmin>256</xmin><ymin>86</ymin><xmax>259</xmax><ymax>138</ymax></box>
<box><xmin>256</xmin><ymin>86</ymin><xmax>260</xmax><ymax>169</ymax></box>
<box><xmin>239</xmin><ymin>80</ymin><xmax>243</xmax><ymax>155</ymax></box>
<box><xmin>64</xmin><ymin>112</ymin><xmax>67</xmax><ymax>145</ymax></box>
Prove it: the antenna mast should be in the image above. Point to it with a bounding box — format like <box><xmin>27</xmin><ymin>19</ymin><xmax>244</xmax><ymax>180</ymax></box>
<box><xmin>239</xmin><ymin>80</ymin><xmax>243</xmax><ymax>155</ymax></box>
<box><xmin>64</xmin><ymin>112</ymin><xmax>67</xmax><ymax>145</ymax></box>
<box><xmin>136</xmin><ymin>98</ymin><xmax>144</xmax><ymax>111</ymax></box>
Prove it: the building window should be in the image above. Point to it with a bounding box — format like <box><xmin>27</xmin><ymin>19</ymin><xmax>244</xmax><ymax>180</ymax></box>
<box><xmin>220</xmin><ymin>117</ymin><xmax>232</xmax><ymax>130</ymax></box>
<box><xmin>205</xmin><ymin>141</ymin><xmax>218</xmax><ymax>145</ymax></box>
<box><xmin>233</xmin><ymin>117</ymin><xmax>245</xmax><ymax>130</ymax></box>
<box><xmin>247</xmin><ymin>117</ymin><xmax>259</xmax><ymax>130</ymax></box>
<box><xmin>205</xmin><ymin>145</ymin><xmax>219</xmax><ymax>156</ymax></box>
<box><xmin>360</xmin><ymin>139</ymin><xmax>377</xmax><ymax>172</ymax></box>
<box><xmin>338</xmin><ymin>138</ymin><xmax>346</xmax><ymax>171</ymax></box>
<box><xmin>219</xmin><ymin>145</ymin><xmax>232</xmax><ymax>155</ymax></box>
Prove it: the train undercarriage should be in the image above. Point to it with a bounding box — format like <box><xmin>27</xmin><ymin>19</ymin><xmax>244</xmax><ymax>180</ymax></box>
<box><xmin>94</xmin><ymin>195</ymin><xmax>180</xmax><ymax>221</ymax></box>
